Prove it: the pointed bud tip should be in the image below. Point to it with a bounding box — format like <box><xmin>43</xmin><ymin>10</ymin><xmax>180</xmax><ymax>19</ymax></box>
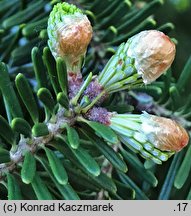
<box><xmin>127</xmin><ymin>30</ymin><xmax>176</xmax><ymax>84</ymax></box>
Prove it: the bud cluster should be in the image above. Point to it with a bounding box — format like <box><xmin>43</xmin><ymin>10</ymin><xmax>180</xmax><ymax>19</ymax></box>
<box><xmin>47</xmin><ymin>2</ymin><xmax>189</xmax><ymax>164</ymax></box>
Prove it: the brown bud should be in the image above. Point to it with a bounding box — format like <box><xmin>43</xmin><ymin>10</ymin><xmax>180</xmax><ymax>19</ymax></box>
<box><xmin>127</xmin><ymin>30</ymin><xmax>176</xmax><ymax>84</ymax></box>
<box><xmin>57</xmin><ymin>14</ymin><xmax>92</xmax><ymax>71</ymax></box>
<box><xmin>141</xmin><ymin>113</ymin><xmax>189</xmax><ymax>152</ymax></box>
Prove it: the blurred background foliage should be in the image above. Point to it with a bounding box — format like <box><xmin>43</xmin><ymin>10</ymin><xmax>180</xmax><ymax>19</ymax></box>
<box><xmin>0</xmin><ymin>0</ymin><xmax>191</xmax><ymax>200</ymax></box>
<box><xmin>155</xmin><ymin>0</ymin><xmax>191</xmax><ymax>77</ymax></box>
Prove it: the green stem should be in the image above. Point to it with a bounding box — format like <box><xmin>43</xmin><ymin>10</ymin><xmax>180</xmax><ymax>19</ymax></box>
<box><xmin>81</xmin><ymin>90</ymin><xmax>106</xmax><ymax>113</ymax></box>
<box><xmin>76</xmin><ymin>116</ymin><xmax>88</xmax><ymax>123</ymax></box>
<box><xmin>71</xmin><ymin>72</ymin><xmax>93</xmax><ymax>106</ymax></box>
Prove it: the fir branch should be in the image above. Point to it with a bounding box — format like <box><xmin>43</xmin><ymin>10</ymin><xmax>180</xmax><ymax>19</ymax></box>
<box><xmin>0</xmin><ymin>108</ymin><xmax>71</xmax><ymax>180</ymax></box>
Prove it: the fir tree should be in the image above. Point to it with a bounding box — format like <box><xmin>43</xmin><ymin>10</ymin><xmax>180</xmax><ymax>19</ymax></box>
<box><xmin>0</xmin><ymin>0</ymin><xmax>190</xmax><ymax>200</ymax></box>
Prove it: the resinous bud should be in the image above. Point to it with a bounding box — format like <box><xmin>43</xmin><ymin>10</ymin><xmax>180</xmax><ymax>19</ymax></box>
<box><xmin>47</xmin><ymin>3</ymin><xmax>92</xmax><ymax>73</ymax></box>
<box><xmin>97</xmin><ymin>30</ymin><xmax>175</xmax><ymax>95</ymax></box>
<box><xmin>109</xmin><ymin>112</ymin><xmax>189</xmax><ymax>164</ymax></box>
<box><xmin>140</xmin><ymin>112</ymin><xmax>189</xmax><ymax>152</ymax></box>
<box><xmin>127</xmin><ymin>30</ymin><xmax>176</xmax><ymax>84</ymax></box>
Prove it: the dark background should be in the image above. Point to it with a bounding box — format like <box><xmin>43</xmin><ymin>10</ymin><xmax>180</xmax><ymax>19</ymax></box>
<box><xmin>133</xmin><ymin>0</ymin><xmax>191</xmax><ymax>78</ymax></box>
<box><xmin>155</xmin><ymin>0</ymin><xmax>191</xmax><ymax>78</ymax></box>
